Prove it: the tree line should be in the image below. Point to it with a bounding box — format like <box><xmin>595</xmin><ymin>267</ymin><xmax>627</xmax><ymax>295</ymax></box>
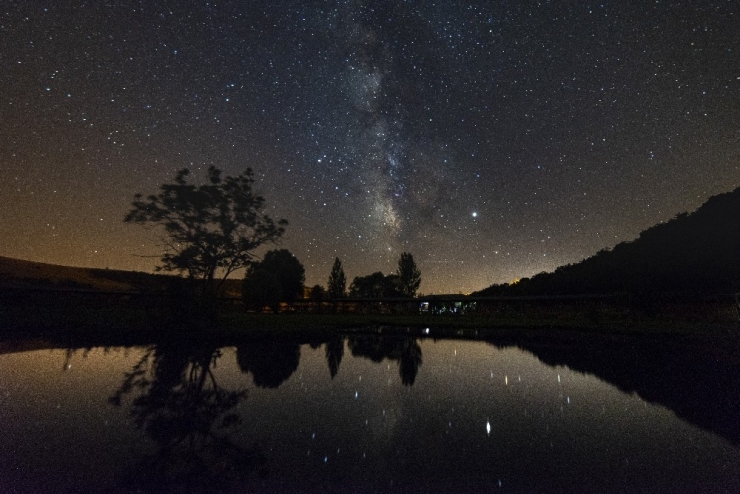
<box><xmin>125</xmin><ymin>166</ymin><xmax>422</xmax><ymax>311</ymax></box>
<box><xmin>241</xmin><ymin>250</ymin><xmax>422</xmax><ymax>311</ymax></box>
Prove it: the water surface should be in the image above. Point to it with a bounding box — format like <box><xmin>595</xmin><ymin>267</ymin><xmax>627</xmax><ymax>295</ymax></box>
<box><xmin>1</xmin><ymin>335</ymin><xmax>738</xmax><ymax>493</ymax></box>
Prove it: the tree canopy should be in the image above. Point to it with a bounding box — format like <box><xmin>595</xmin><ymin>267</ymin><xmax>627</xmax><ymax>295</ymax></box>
<box><xmin>241</xmin><ymin>268</ymin><xmax>283</xmax><ymax>312</ymax></box>
<box><xmin>349</xmin><ymin>272</ymin><xmax>402</xmax><ymax>298</ymax></box>
<box><xmin>247</xmin><ymin>249</ymin><xmax>305</xmax><ymax>304</ymax></box>
<box><xmin>125</xmin><ymin>166</ymin><xmax>287</xmax><ymax>295</ymax></box>
<box><xmin>327</xmin><ymin>257</ymin><xmax>347</xmax><ymax>298</ymax></box>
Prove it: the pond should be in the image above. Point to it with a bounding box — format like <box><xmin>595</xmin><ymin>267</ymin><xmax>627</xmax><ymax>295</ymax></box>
<box><xmin>1</xmin><ymin>332</ymin><xmax>739</xmax><ymax>493</ymax></box>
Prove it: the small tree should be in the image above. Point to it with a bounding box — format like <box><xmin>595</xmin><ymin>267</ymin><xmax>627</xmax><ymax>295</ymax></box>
<box><xmin>397</xmin><ymin>252</ymin><xmax>421</xmax><ymax>297</ymax></box>
<box><xmin>327</xmin><ymin>257</ymin><xmax>347</xmax><ymax>298</ymax></box>
<box><xmin>125</xmin><ymin>166</ymin><xmax>287</xmax><ymax>296</ymax></box>
<box><xmin>248</xmin><ymin>249</ymin><xmax>305</xmax><ymax>304</ymax></box>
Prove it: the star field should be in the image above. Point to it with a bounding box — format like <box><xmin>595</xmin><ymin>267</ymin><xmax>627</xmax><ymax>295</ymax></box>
<box><xmin>1</xmin><ymin>1</ymin><xmax>738</xmax><ymax>293</ymax></box>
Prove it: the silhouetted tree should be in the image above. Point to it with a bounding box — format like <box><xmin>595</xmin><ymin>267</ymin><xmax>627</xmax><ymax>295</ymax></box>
<box><xmin>327</xmin><ymin>257</ymin><xmax>347</xmax><ymax>298</ymax></box>
<box><xmin>384</xmin><ymin>274</ymin><xmax>403</xmax><ymax>297</ymax></box>
<box><xmin>242</xmin><ymin>268</ymin><xmax>282</xmax><ymax>312</ymax></box>
<box><xmin>248</xmin><ymin>249</ymin><xmax>305</xmax><ymax>304</ymax></box>
<box><xmin>310</xmin><ymin>284</ymin><xmax>325</xmax><ymax>304</ymax></box>
<box><xmin>349</xmin><ymin>272</ymin><xmax>383</xmax><ymax>298</ymax></box>
<box><xmin>125</xmin><ymin>166</ymin><xmax>287</xmax><ymax>296</ymax></box>
<box><xmin>397</xmin><ymin>252</ymin><xmax>421</xmax><ymax>297</ymax></box>
<box><xmin>349</xmin><ymin>272</ymin><xmax>402</xmax><ymax>297</ymax></box>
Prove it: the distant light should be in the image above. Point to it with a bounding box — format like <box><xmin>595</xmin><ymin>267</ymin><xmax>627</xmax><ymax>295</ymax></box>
<box><xmin>472</xmin><ymin>212</ymin><xmax>478</xmax><ymax>218</ymax></box>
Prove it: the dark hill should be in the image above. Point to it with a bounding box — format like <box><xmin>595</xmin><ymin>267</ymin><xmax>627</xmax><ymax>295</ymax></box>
<box><xmin>474</xmin><ymin>187</ymin><xmax>740</xmax><ymax>297</ymax></box>
<box><xmin>0</xmin><ymin>257</ymin><xmax>244</xmax><ymax>296</ymax></box>
<box><xmin>0</xmin><ymin>256</ymin><xmax>173</xmax><ymax>292</ymax></box>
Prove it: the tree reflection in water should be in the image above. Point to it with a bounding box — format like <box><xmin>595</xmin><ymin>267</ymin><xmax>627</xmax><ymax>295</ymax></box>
<box><xmin>348</xmin><ymin>335</ymin><xmax>423</xmax><ymax>385</ymax></box>
<box><xmin>236</xmin><ymin>339</ymin><xmax>301</xmax><ymax>388</ymax></box>
<box><xmin>325</xmin><ymin>334</ymin><xmax>345</xmax><ymax>379</ymax></box>
<box><xmin>109</xmin><ymin>343</ymin><xmax>264</xmax><ymax>493</ymax></box>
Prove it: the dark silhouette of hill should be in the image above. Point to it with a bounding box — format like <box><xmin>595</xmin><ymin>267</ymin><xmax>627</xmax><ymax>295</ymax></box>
<box><xmin>0</xmin><ymin>256</ymin><xmax>166</xmax><ymax>292</ymax></box>
<box><xmin>0</xmin><ymin>256</ymin><xmax>241</xmax><ymax>296</ymax></box>
<box><xmin>0</xmin><ymin>256</ymin><xmax>242</xmax><ymax>296</ymax></box>
<box><xmin>475</xmin><ymin>187</ymin><xmax>740</xmax><ymax>297</ymax></box>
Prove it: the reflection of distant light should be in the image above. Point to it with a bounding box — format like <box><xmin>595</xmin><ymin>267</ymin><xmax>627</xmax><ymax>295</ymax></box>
<box><xmin>557</xmin><ymin>374</ymin><xmax>561</xmax><ymax>383</ymax></box>
<box><xmin>355</xmin><ymin>391</ymin><xmax>359</xmax><ymax>399</ymax></box>
<box><xmin>505</xmin><ymin>375</ymin><xmax>508</xmax><ymax>386</ymax></box>
<box><xmin>486</xmin><ymin>421</ymin><xmax>491</xmax><ymax>435</ymax></box>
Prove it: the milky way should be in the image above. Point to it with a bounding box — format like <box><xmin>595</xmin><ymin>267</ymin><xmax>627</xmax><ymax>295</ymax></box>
<box><xmin>1</xmin><ymin>1</ymin><xmax>738</xmax><ymax>293</ymax></box>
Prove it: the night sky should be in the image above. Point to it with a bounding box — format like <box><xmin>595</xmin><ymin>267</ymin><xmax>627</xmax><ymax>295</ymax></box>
<box><xmin>1</xmin><ymin>1</ymin><xmax>738</xmax><ymax>294</ymax></box>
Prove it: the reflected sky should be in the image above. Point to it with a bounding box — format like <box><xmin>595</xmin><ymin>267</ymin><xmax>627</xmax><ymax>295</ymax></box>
<box><xmin>0</xmin><ymin>339</ymin><xmax>738</xmax><ymax>493</ymax></box>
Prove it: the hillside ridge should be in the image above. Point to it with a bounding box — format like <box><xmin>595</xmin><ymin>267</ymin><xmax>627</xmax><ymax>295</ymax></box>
<box><xmin>475</xmin><ymin>186</ymin><xmax>740</xmax><ymax>297</ymax></box>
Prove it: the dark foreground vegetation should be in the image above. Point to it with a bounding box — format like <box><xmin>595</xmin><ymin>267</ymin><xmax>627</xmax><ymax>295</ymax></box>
<box><xmin>1</xmin><ymin>286</ymin><xmax>738</xmax><ymax>347</ymax></box>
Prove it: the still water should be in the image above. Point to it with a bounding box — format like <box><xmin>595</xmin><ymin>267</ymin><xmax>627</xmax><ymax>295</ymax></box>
<box><xmin>0</xmin><ymin>334</ymin><xmax>738</xmax><ymax>493</ymax></box>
